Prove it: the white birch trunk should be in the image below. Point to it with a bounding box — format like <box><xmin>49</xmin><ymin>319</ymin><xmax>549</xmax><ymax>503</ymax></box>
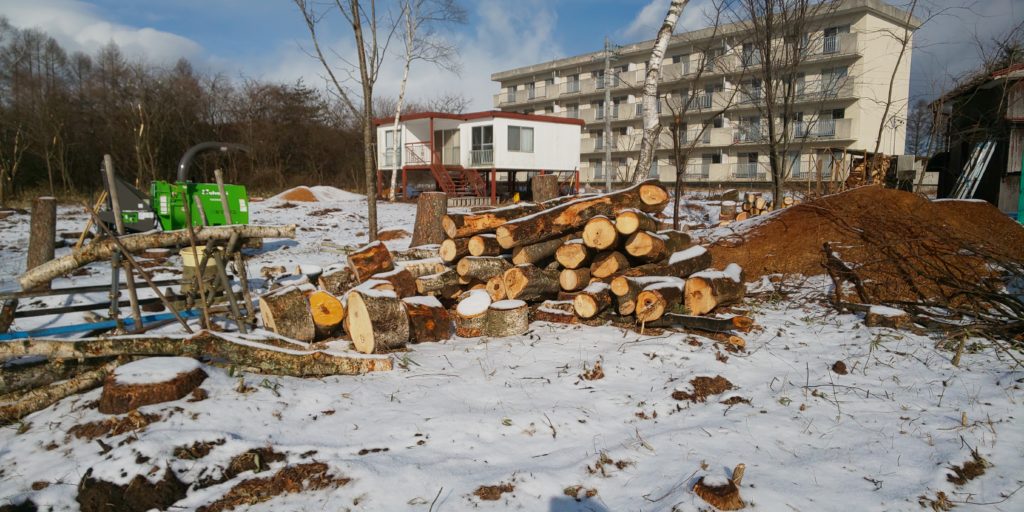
<box><xmin>389</xmin><ymin>0</ymin><xmax>415</xmax><ymax>202</ymax></box>
<box><xmin>632</xmin><ymin>0</ymin><xmax>689</xmax><ymax>184</ymax></box>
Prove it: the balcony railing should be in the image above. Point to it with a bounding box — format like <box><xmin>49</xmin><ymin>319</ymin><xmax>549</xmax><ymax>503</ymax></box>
<box><xmin>471</xmin><ymin>148</ymin><xmax>493</xmax><ymax>166</ymax></box>
<box><xmin>792</xmin><ymin>118</ymin><xmax>854</xmax><ymax>139</ymax></box>
<box><xmin>730</xmin><ymin>163</ymin><xmax>768</xmax><ymax>181</ymax></box>
<box><xmin>404</xmin><ymin>142</ymin><xmax>431</xmax><ymax>166</ymax></box>
<box><xmin>734</xmin><ymin>125</ymin><xmax>767</xmax><ymax>143</ymax></box>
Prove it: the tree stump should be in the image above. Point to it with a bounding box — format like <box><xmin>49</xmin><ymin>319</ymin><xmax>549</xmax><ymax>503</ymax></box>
<box><xmin>26</xmin><ymin>196</ymin><xmax>57</xmax><ymax>291</ymax></box>
<box><xmin>440</xmin><ymin>237</ymin><xmax>471</xmax><ymax>263</ymax></box>
<box><xmin>347</xmin><ymin>241</ymin><xmax>395</xmax><ymax>282</ymax></box>
<box><xmin>403</xmin><ymin>296</ymin><xmax>452</xmax><ymax>343</ymax></box>
<box><xmin>693</xmin><ymin>464</ymin><xmax>746</xmax><ymax>511</ymax></box>
<box><xmin>347</xmin><ymin>288</ymin><xmax>409</xmax><ymax>353</ymax></box>
<box><xmin>684</xmin><ymin>264</ymin><xmax>745</xmax><ymax>316</ymax></box>
<box><xmin>410</xmin><ymin>192</ymin><xmax>448</xmax><ymax>247</ymax></box>
<box><xmin>503</xmin><ymin>264</ymin><xmax>560</xmax><ymax>301</ymax></box>
<box><xmin>555</xmin><ymin>238</ymin><xmax>591</xmax><ymax>269</ymax></box>
<box><xmin>307</xmin><ymin>290</ymin><xmax>345</xmax><ymax>338</ymax></box>
<box><xmin>455</xmin><ymin>289</ymin><xmax>491</xmax><ymax>337</ymax></box>
<box><xmin>573</xmin><ymin>282</ymin><xmax>612</xmax><ymax>319</ymax></box>
<box><xmin>98</xmin><ymin>357</ymin><xmax>207</xmax><ymax>414</ymax></box>
<box><xmin>259</xmin><ymin>284</ymin><xmax>316</xmax><ymax>342</ymax></box>
<box><xmin>484</xmin><ymin>300</ymin><xmax>529</xmax><ymax>337</ymax></box>
<box><xmin>534</xmin><ymin>300</ymin><xmax>578</xmax><ymax>324</ymax></box>
<box><xmin>531</xmin><ymin>174</ymin><xmax>560</xmax><ymax>203</ymax></box>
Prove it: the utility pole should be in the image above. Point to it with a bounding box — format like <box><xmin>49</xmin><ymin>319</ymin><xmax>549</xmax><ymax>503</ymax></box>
<box><xmin>603</xmin><ymin>36</ymin><xmax>613</xmax><ymax>192</ymax></box>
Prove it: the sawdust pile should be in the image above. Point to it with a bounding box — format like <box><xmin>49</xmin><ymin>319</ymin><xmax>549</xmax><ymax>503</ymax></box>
<box><xmin>274</xmin><ymin>186</ymin><xmax>319</xmax><ymax>202</ymax></box>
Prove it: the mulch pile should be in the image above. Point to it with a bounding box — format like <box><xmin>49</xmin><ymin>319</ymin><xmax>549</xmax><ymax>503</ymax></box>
<box><xmin>276</xmin><ymin>186</ymin><xmax>319</xmax><ymax>202</ymax></box>
<box><xmin>707</xmin><ymin>186</ymin><xmax>1024</xmax><ymax>305</ymax></box>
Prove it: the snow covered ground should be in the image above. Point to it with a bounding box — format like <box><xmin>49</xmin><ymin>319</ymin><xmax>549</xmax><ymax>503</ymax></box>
<box><xmin>1</xmin><ymin>191</ymin><xmax>1022</xmax><ymax>511</ymax></box>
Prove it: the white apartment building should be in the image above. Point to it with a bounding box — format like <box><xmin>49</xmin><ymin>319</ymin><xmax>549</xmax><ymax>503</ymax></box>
<box><xmin>491</xmin><ymin>0</ymin><xmax>920</xmax><ymax>189</ymax></box>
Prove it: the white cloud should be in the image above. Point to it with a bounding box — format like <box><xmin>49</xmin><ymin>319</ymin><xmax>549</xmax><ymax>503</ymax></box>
<box><xmin>0</xmin><ymin>0</ymin><xmax>202</xmax><ymax>63</ymax></box>
<box><xmin>621</xmin><ymin>0</ymin><xmax>718</xmax><ymax>42</ymax></box>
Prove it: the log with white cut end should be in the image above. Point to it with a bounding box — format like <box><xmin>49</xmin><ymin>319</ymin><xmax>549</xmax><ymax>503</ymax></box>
<box><xmin>347</xmin><ymin>286</ymin><xmax>409</xmax><ymax>354</ymax></box>
<box><xmin>307</xmin><ymin>290</ymin><xmax>345</xmax><ymax>338</ymax></box>
<box><xmin>318</xmin><ymin>264</ymin><xmax>358</xmax><ymax>296</ymax></box>
<box><xmin>485</xmin><ymin>275</ymin><xmax>507</xmax><ymax>301</ymax></box>
<box><xmin>454</xmin><ymin>289</ymin><xmax>491</xmax><ymax>337</ymax></box>
<box><xmin>512</xmin><ymin>235</ymin><xmax>571</xmax><ymax>265</ymax></box>
<box><xmin>415</xmin><ymin>268</ymin><xmax>460</xmax><ymax>298</ymax></box>
<box><xmin>635</xmin><ymin>280</ymin><xmax>686</xmax><ymax>322</ymax></box>
<box><xmin>484</xmin><ymin>300</ymin><xmax>530</xmax><ymax>337</ymax></box>
<box><xmin>684</xmin><ymin>263</ymin><xmax>745</xmax><ymax>316</ymax></box>
<box><xmin>259</xmin><ymin>283</ymin><xmax>316</xmax><ymax>342</ymax></box>
<box><xmin>402</xmin><ymin>296</ymin><xmax>452</xmax><ymax>343</ymax></box>
<box><xmin>624</xmin><ymin>229</ymin><xmax>690</xmax><ymax>262</ymax></box>
<box><xmin>468</xmin><ymin>234</ymin><xmax>503</xmax><ymax>256</ymax></box>
<box><xmin>719</xmin><ymin>200</ymin><xmax>737</xmax><ymax>221</ymax></box>
<box><xmin>443</xmin><ymin>203</ymin><xmax>542</xmax><ymax>239</ymax></box>
<box><xmin>347</xmin><ymin>241</ymin><xmax>395</xmax><ymax>282</ymax></box>
<box><xmin>590</xmin><ymin>251</ymin><xmax>629</xmax><ymax>279</ymax></box>
<box><xmin>457</xmin><ymin>255</ymin><xmax>512</xmax><ymax>282</ymax></box>
<box><xmin>559</xmin><ymin>267</ymin><xmax>591</xmax><ymax>292</ymax></box>
<box><xmin>582</xmin><ymin>216</ymin><xmax>618</xmax><ymax>250</ymax></box>
<box><xmin>503</xmin><ymin>264</ymin><xmax>560</xmax><ymax>301</ymax></box>
<box><xmin>611</xmin><ymin>276</ymin><xmax>683</xmax><ymax>316</ymax></box>
<box><xmin>555</xmin><ymin>238</ymin><xmax>590</xmax><ymax>269</ymax></box>
<box><xmin>495</xmin><ymin>180</ymin><xmax>669</xmax><ymax>249</ymax></box>
<box><xmin>440</xmin><ymin>238</ymin><xmax>470</xmax><ymax>263</ymax></box>
<box><xmin>573</xmin><ymin>282</ymin><xmax>612</xmax><ymax>319</ymax></box>
<box><xmin>371</xmin><ymin>267</ymin><xmax>417</xmax><ymax>298</ymax></box>
<box><xmin>533</xmin><ymin>300</ymin><xmax>578</xmax><ymax>324</ymax></box>
<box><xmin>615</xmin><ymin>209</ymin><xmax>658</xmax><ymax>236</ymax></box>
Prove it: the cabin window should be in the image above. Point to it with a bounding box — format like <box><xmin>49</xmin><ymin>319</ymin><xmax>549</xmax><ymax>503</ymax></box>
<box><xmin>508</xmin><ymin>126</ymin><xmax>534</xmax><ymax>152</ymax></box>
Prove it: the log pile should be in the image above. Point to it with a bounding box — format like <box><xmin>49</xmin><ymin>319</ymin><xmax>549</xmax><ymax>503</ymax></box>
<box><xmin>721</xmin><ymin>192</ymin><xmax>799</xmax><ymax>225</ymax></box>
<box><xmin>255</xmin><ymin>180</ymin><xmax>752</xmax><ymax>355</ymax></box>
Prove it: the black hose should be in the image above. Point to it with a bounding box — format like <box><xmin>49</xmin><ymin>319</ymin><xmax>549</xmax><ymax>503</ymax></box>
<box><xmin>176</xmin><ymin>142</ymin><xmax>251</xmax><ymax>182</ymax></box>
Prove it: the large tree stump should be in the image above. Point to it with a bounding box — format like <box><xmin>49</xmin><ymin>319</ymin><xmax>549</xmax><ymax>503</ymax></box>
<box><xmin>26</xmin><ymin>196</ymin><xmax>57</xmax><ymax>291</ymax></box>
<box><xmin>457</xmin><ymin>255</ymin><xmax>512</xmax><ymax>282</ymax></box>
<box><xmin>468</xmin><ymin>234</ymin><xmax>504</xmax><ymax>256</ymax></box>
<box><xmin>615</xmin><ymin>208</ymin><xmax>658</xmax><ymax>236</ymax></box>
<box><xmin>403</xmin><ymin>296</ymin><xmax>452</xmax><ymax>343</ymax></box>
<box><xmin>635</xmin><ymin>280</ymin><xmax>686</xmax><ymax>322</ymax></box>
<box><xmin>495</xmin><ymin>180</ymin><xmax>669</xmax><ymax>249</ymax></box>
<box><xmin>415</xmin><ymin>269</ymin><xmax>460</xmax><ymax>299</ymax></box>
<box><xmin>684</xmin><ymin>264</ymin><xmax>745</xmax><ymax>316</ymax></box>
<box><xmin>440</xmin><ymin>237</ymin><xmax>471</xmax><ymax>263</ymax></box>
<box><xmin>484</xmin><ymin>300</ymin><xmax>530</xmax><ymax>337</ymax></box>
<box><xmin>503</xmin><ymin>264</ymin><xmax>560</xmax><ymax>301</ymax></box>
<box><xmin>454</xmin><ymin>289</ymin><xmax>491</xmax><ymax>337</ymax></box>
<box><xmin>555</xmin><ymin>238</ymin><xmax>591</xmax><ymax>269</ymax></box>
<box><xmin>371</xmin><ymin>267</ymin><xmax>417</xmax><ymax>298</ymax></box>
<box><xmin>347</xmin><ymin>288</ymin><xmax>409</xmax><ymax>353</ymax></box>
<box><xmin>531</xmin><ymin>174</ymin><xmax>560</xmax><ymax>203</ymax></box>
<box><xmin>318</xmin><ymin>264</ymin><xmax>358</xmax><ymax>296</ymax></box>
<box><xmin>533</xmin><ymin>300</ymin><xmax>578</xmax><ymax>325</ymax></box>
<box><xmin>259</xmin><ymin>284</ymin><xmax>316</xmax><ymax>342</ymax></box>
<box><xmin>573</xmin><ymin>282</ymin><xmax>612</xmax><ymax>319</ymax></box>
<box><xmin>590</xmin><ymin>251</ymin><xmax>629</xmax><ymax>279</ymax></box>
<box><xmin>347</xmin><ymin>241</ymin><xmax>395</xmax><ymax>282</ymax></box>
<box><xmin>308</xmin><ymin>290</ymin><xmax>345</xmax><ymax>338</ymax></box>
<box><xmin>443</xmin><ymin>203</ymin><xmax>542</xmax><ymax>238</ymax></box>
<box><xmin>410</xmin><ymin>192</ymin><xmax>448</xmax><ymax>247</ymax></box>
<box><xmin>559</xmin><ymin>267</ymin><xmax>591</xmax><ymax>292</ymax></box>
<box><xmin>512</xmin><ymin>235</ymin><xmax>570</xmax><ymax>265</ymax></box>
<box><xmin>582</xmin><ymin>216</ymin><xmax>619</xmax><ymax>250</ymax></box>
<box><xmin>98</xmin><ymin>357</ymin><xmax>207</xmax><ymax>414</ymax></box>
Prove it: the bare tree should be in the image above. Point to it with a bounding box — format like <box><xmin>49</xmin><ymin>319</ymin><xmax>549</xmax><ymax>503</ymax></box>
<box><xmin>631</xmin><ymin>0</ymin><xmax>690</xmax><ymax>184</ymax></box>
<box><xmin>867</xmin><ymin>0</ymin><xmax>917</xmax><ymax>181</ymax></box>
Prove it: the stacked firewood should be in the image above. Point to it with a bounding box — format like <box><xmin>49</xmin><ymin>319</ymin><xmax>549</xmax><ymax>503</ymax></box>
<box><xmin>719</xmin><ymin>192</ymin><xmax>798</xmax><ymax>225</ymax></box>
<box><xmin>258</xmin><ymin>180</ymin><xmax>751</xmax><ymax>354</ymax></box>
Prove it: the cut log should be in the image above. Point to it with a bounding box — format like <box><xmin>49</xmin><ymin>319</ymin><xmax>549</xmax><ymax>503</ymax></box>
<box><xmin>98</xmin><ymin>357</ymin><xmax>208</xmax><ymax>414</ymax></box>
<box><xmin>555</xmin><ymin>238</ymin><xmax>591</xmax><ymax>269</ymax></box>
<box><xmin>582</xmin><ymin>216</ymin><xmax>618</xmax><ymax>250</ymax></box>
<box><xmin>398</xmin><ymin>258</ymin><xmax>447</xmax><ymax>278</ymax></box>
<box><xmin>410</xmin><ymin>192</ymin><xmax>448</xmax><ymax>247</ymax></box>
<box><xmin>443</xmin><ymin>203</ymin><xmax>542</xmax><ymax>239</ymax></box>
<box><xmin>347</xmin><ymin>241</ymin><xmax>395</xmax><ymax>282</ymax></box>
<box><xmin>573</xmin><ymin>282</ymin><xmax>612</xmax><ymax>319</ymax></box>
<box><xmin>468</xmin><ymin>234</ymin><xmax>504</xmax><ymax>256</ymax></box>
<box><xmin>782</xmin><ymin>196</ymin><xmax>794</xmax><ymax>207</ymax></box>
<box><xmin>415</xmin><ymin>268</ymin><xmax>460</xmax><ymax>299</ymax></box>
<box><xmin>347</xmin><ymin>288</ymin><xmax>409</xmax><ymax>354</ymax></box>
<box><xmin>484</xmin><ymin>300</ymin><xmax>530</xmax><ymax>337</ymax></box>
<box><xmin>684</xmin><ymin>263</ymin><xmax>745</xmax><ymax>316</ymax></box>
<box><xmin>533</xmin><ymin>300</ymin><xmax>578</xmax><ymax>324</ymax></box>
<box><xmin>635</xmin><ymin>280</ymin><xmax>686</xmax><ymax>322</ymax></box>
<box><xmin>590</xmin><ymin>251</ymin><xmax>629</xmax><ymax>279</ymax></box>
<box><xmin>755</xmin><ymin>196</ymin><xmax>767</xmax><ymax>211</ymax></box>
<box><xmin>19</xmin><ymin>224</ymin><xmax>296</xmax><ymax>291</ymax></box>
<box><xmin>440</xmin><ymin>237</ymin><xmax>471</xmax><ymax>263</ymax></box>
<box><xmin>665</xmin><ymin>246</ymin><xmax>712</xmax><ymax>277</ymax></box>
<box><xmin>259</xmin><ymin>284</ymin><xmax>316</xmax><ymax>342</ymax></box>
<box><xmin>531</xmin><ymin>174</ymin><xmax>560</xmax><ymax>203</ymax></box>
<box><xmin>454</xmin><ymin>289</ymin><xmax>491</xmax><ymax>337</ymax></box>
<box><xmin>495</xmin><ymin>180</ymin><xmax>669</xmax><ymax>249</ymax></box>
<box><xmin>485</xmin><ymin>275</ymin><xmax>508</xmax><ymax>301</ymax></box>
<box><xmin>1</xmin><ymin>360</ymin><xmax>119</xmax><ymax>426</ymax></box>
<box><xmin>512</xmin><ymin>235</ymin><xmax>571</xmax><ymax>266</ymax></box>
<box><xmin>647</xmin><ymin>313</ymin><xmax>754</xmax><ymax>334</ymax></box>
<box><xmin>624</xmin><ymin>230</ymin><xmax>690</xmax><ymax>262</ymax></box>
<box><xmin>371</xmin><ymin>267</ymin><xmax>417</xmax><ymax>298</ymax></box>
<box><xmin>308</xmin><ymin>290</ymin><xmax>345</xmax><ymax>337</ymax></box>
<box><xmin>26</xmin><ymin>197</ymin><xmax>57</xmax><ymax>291</ymax></box>
<box><xmin>456</xmin><ymin>255</ymin><xmax>512</xmax><ymax>282</ymax></box>
<box><xmin>615</xmin><ymin>209</ymin><xmax>658</xmax><ymax>236</ymax></box>
<box><xmin>735</xmin><ymin>211</ymin><xmax>750</xmax><ymax>222</ymax></box>
<box><xmin>719</xmin><ymin>200</ymin><xmax>737</xmax><ymax>221</ymax></box>
<box><xmin>503</xmin><ymin>264</ymin><xmax>560</xmax><ymax>301</ymax></box>
<box><xmin>559</xmin><ymin>268</ymin><xmax>591</xmax><ymax>292</ymax></box>
<box><xmin>402</xmin><ymin>296</ymin><xmax>452</xmax><ymax>343</ymax></box>
<box><xmin>392</xmin><ymin>245</ymin><xmax>440</xmax><ymax>261</ymax></box>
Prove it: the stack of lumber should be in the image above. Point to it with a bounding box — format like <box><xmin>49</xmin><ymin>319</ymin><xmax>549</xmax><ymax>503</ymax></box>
<box><xmin>257</xmin><ymin>180</ymin><xmax>752</xmax><ymax>354</ymax></box>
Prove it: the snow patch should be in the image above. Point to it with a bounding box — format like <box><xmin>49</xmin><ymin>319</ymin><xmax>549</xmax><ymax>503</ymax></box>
<box><xmin>668</xmin><ymin>245</ymin><xmax>708</xmax><ymax>265</ymax></box>
<box><xmin>402</xmin><ymin>295</ymin><xmax>442</xmax><ymax>308</ymax></box>
<box><xmin>456</xmin><ymin>289</ymin><xmax>491</xmax><ymax>317</ymax></box>
<box><xmin>869</xmin><ymin>305</ymin><xmax>906</xmax><ymax>317</ymax></box>
<box><xmin>491</xmin><ymin>299</ymin><xmax>526</xmax><ymax>311</ymax></box>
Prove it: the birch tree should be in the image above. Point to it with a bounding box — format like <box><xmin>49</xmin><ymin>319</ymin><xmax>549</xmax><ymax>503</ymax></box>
<box><xmin>632</xmin><ymin>0</ymin><xmax>689</xmax><ymax>184</ymax></box>
<box><xmin>387</xmin><ymin>0</ymin><xmax>465</xmax><ymax>201</ymax></box>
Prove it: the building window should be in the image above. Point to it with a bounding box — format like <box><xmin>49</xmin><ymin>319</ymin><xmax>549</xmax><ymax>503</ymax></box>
<box><xmin>508</xmin><ymin>126</ymin><xmax>534</xmax><ymax>152</ymax></box>
<box><xmin>567</xmin><ymin>74</ymin><xmax>580</xmax><ymax>93</ymax></box>
<box><xmin>592</xmin><ymin>159</ymin><xmax>604</xmax><ymax>179</ymax></box>
<box><xmin>594</xmin><ymin>100</ymin><xmax>605</xmax><ymax>120</ymax></box>
<box><xmin>566</xmin><ymin>103</ymin><xmax>579</xmax><ymax>118</ymax></box>
<box><xmin>471</xmin><ymin>125</ymin><xmax>493</xmax><ymax>165</ymax></box>
<box><xmin>823</xmin><ymin>25</ymin><xmax>849</xmax><ymax>54</ymax></box>
<box><xmin>506</xmin><ymin>85</ymin><xmax>516</xmax><ymax>102</ymax></box>
<box><xmin>527</xmin><ymin>82</ymin><xmax>536</xmax><ymax>99</ymax></box>
<box><xmin>384</xmin><ymin>129</ymin><xmax>401</xmax><ymax>166</ymax></box>
<box><xmin>787</xmin><ymin>151</ymin><xmax>802</xmax><ymax>177</ymax></box>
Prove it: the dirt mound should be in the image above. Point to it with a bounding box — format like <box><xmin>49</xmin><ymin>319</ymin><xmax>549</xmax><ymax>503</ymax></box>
<box><xmin>196</xmin><ymin>462</ymin><xmax>349</xmax><ymax>512</ymax></box>
<box><xmin>672</xmin><ymin>375</ymin><xmax>734</xmax><ymax>402</ymax></box>
<box><xmin>706</xmin><ymin>186</ymin><xmax>1024</xmax><ymax>305</ymax></box>
<box><xmin>77</xmin><ymin>468</ymin><xmax>187</xmax><ymax>512</ymax></box>
<box><xmin>274</xmin><ymin>186</ymin><xmax>318</xmax><ymax>202</ymax></box>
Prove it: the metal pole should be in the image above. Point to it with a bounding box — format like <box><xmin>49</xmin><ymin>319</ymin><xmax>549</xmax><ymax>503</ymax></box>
<box><xmin>604</xmin><ymin>36</ymin><xmax>613</xmax><ymax>192</ymax></box>
<box><xmin>103</xmin><ymin>155</ymin><xmax>144</xmax><ymax>331</ymax></box>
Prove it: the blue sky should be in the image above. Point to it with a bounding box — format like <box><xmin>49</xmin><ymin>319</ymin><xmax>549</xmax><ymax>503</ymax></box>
<box><xmin>1</xmin><ymin>0</ymin><xmax>1020</xmax><ymax>111</ymax></box>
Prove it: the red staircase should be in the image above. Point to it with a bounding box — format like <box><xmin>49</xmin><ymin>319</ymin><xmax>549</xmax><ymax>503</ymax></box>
<box><xmin>428</xmin><ymin>158</ymin><xmax>487</xmax><ymax>197</ymax></box>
